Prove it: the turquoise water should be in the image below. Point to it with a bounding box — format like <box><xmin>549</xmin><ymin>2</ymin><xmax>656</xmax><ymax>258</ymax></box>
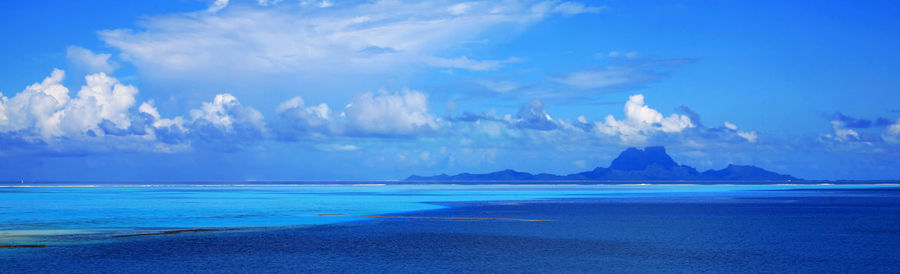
<box><xmin>0</xmin><ymin>183</ymin><xmax>894</xmax><ymax>245</ymax></box>
<box><xmin>3</xmin><ymin>184</ymin><xmax>900</xmax><ymax>272</ymax></box>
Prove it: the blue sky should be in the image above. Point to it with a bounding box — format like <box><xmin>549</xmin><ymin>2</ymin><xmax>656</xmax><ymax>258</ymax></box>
<box><xmin>1</xmin><ymin>0</ymin><xmax>899</xmax><ymax>181</ymax></box>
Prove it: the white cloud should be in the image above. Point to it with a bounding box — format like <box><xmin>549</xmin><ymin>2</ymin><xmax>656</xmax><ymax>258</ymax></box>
<box><xmin>515</xmin><ymin>99</ymin><xmax>557</xmax><ymax>130</ymax></box>
<box><xmin>553</xmin><ymin>66</ymin><xmax>657</xmax><ymax>89</ymax></box>
<box><xmin>723</xmin><ymin>121</ymin><xmax>757</xmax><ymax>142</ymax></box>
<box><xmin>478</xmin><ymin>79</ymin><xmax>522</xmax><ymax>93</ymax></box>
<box><xmin>817</xmin><ymin>115</ymin><xmax>900</xmax><ymax>148</ymax></box>
<box><xmin>550</xmin><ymin>1</ymin><xmax>606</xmax><ymax>15</ymax></box>
<box><xmin>0</xmin><ymin>69</ymin><xmax>276</xmax><ymax>152</ymax></box>
<box><xmin>606</xmin><ymin>51</ymin><xmax>638</xmax><ymax>58</ymax></box>
<box><xmin>823</xmin><ymin>120</ymin><xmax>861</xmax><ymax>143</ymax></box>
<box><xmin>300</xmin><ymin>0</ymin><xmax>331</xmax><ymax>8</ymax></box>
<box><xmin>274</xmin><ymin>90</ymin><xmax>442</xmax><ymax>138</ymax></box>
<box><xmin>594</xmin><ymin>94</ymin><xmax>693</xmax><ymax>143</ymax></box>
<box><xmin>66</xmin><ymin>46</ymin><xmax>119</xmax><ymax>74</ymax></box>
<box><xmin>342</xmin><ymin>90</ymin><xmax>439</xmax><ymax>136</ymax></box>
<box><xmin>190</xmin><ymin>93</ymin><xmax>265</xmax><ymax>133</ymax></box>
<box><xmin>447</xmin><ymin>2</ymin><xmax>475</xmax><ymax>15</ymax></box>
<box><xmin>59</xmin><ymin>72</ymin><xmax>138</xmax><ymax>134</ymax></box>
<box><xmin>138</xmin><ymin>101</ymin><xmax>160</xmax><ymax>120</ymax></box>
<box><xmin>0</xmin><ymin>69</ymin><xmax>142</xmax><ymax>141</ymax></box>
<box><xmin>139</xmin><ymin>100</ymin><xmax>187</xmax><ymax>131</ymax></box>
<box><xmin>276</xmin><ymin>96</ymin><xmax>332</xmax><ymax>131</ymax></box>
<box><xmin>99</xmin><ymin>0</ymin><xmax>599</xmax><ymax>83</ymax></box>
<box><xmin>0</xmin><ymin>69</ymin><xmax>70</xmax><ymax>139</ymax></box>
<box><xmin>723</xmin><ymin>121</ymin><xmax>738</xmax><ymax>130</ymax></box>
<box><xmin>257</xmin><ymin>0</ymin><xmax>283</xmax><ymax>7</ymax></box>
<box><xmin>424</xmin><ymin>56</ymin><xmax>522</xmax><ymax>71</ymax></box>
<box><xmin>207</xmin><ymin>0</ymin><xmax>229</xmax><ymax>13</ymax></box>
<box><xmin>0</xmin><ymin>95</ymin><xmax>6</xmax><ymax>124</ymax></box>
<box><xmin>316</xmin><ymin>144</ymin><xmax>359</xmax><ymax>152</ymax></box>
<box><xmin>0</xmin><ymin>69</ymin><xmax>197</xmax><ymax>153</ymax></box>
<box><xmin>577</xmin><ymin>115</ymin><xmax>588</xmax><ymax>124</ymax></box>
<box><xmin>881</xmin><ymin>119</ymin><xmax>900</xmax><ymax>144</ymax></box>
<box><xmin>737</xmin><ymin>131</ymin><xmax>758</xmax><ymax>143</ymax></box>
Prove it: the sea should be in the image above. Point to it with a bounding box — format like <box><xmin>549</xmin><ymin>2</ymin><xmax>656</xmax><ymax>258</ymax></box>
<box><xmin>1</xmin><ymin>182</ymin><xmax>899</xmax><ymax>273</ymax></box>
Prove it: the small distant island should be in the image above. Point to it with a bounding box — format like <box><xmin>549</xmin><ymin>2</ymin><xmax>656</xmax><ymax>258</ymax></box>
<box><xmin>407</xmin><ymin>146</ymin><xmax>800</xmax><ymax>182</ymax></box>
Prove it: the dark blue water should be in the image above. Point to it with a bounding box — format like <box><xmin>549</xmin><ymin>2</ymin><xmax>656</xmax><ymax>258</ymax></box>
<box><xmin>2</xmin><ymin>187</ymin><xmax>899</xmax><ymax>273</ymax></box>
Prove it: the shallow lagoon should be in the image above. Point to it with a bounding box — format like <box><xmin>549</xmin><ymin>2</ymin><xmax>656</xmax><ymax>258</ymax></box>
<box><xmin>2</xmin><ymin>184</ymin><xmax>900</xmax><ymax>272</ymax></box>
<box><xmin>0</xmin><ymin>183</ymin><xmax>895</xmax><ymax>245</ymax></box>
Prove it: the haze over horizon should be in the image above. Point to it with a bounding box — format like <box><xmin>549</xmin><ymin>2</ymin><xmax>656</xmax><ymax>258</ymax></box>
<box><xmin>1</xmin><ymin>0</ymin><xmax>899</xmax><ymax>181</ymax></box>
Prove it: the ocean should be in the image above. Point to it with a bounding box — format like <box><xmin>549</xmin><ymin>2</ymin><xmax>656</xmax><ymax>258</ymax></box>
<box><xmin>2</xmin><ymin>183</ymin><xmax>899</xmax><ymax>272</ymax></box>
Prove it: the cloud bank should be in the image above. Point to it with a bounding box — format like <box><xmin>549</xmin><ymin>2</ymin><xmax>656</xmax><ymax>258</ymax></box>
<box><xmin>820</xmin><ymin>113</ymin><xmax>900</xmax><ymax>148</ymax></box>
<box><xmin>0</xmin><ymin>70</ymin><xmax>267</xmax><ymax>153</ymax></box>
<box><xmin>276</xmin><ymin>90</ymin><xmax>440</xmax><ymax>138</ymax></box>
<box><xmin>593</xmin><ymin>94</ymin><xmax>694</xmax><ymax>143</ymax></box>
<box><xmin>10</xmin><ymin>68</ymin><xmax>889</xmax><ymax>161</ymax></box>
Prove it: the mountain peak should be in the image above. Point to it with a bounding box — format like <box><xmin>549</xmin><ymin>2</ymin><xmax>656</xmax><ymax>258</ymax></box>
<box><xmin>609</xmin><ymin>146</ymin><xmax>678</xmax><ymax>171</ymax></box>
<box><xmin>406</xmin><ymin>146</ymin><xmax>799</xmax><ymax>182</ymax></box>
<box><xmin>702</xmin><ymin>164</ymin><xmax>798</xmax><ymax>181</ymax></box>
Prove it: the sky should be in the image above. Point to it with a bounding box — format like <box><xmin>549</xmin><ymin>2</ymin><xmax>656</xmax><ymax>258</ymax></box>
<box><xmin>1</xmin><ymin>0</ymin><xmax>899</xmax><ymax>181</ymax></box>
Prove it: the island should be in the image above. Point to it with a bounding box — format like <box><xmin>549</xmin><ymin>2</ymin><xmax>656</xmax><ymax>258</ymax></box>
<box><xmin>406</xmin><ymin>146</ymin><xmax>799</xmax><ymax>182</ymax></box>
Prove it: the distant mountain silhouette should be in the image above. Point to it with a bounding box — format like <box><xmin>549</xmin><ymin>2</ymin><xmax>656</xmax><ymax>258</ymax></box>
<box><xmin>406</xmin><ymin>146</ymin><xmax>799</xmax><ymax>182</ymax></box>
<box><xmin>609</xmin><ymin>146</ymin><xmax>678</xmax><ymax>171</ymax></box>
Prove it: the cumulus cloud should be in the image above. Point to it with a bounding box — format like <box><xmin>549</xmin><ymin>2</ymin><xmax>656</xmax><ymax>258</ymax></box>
<box><xmin>821</xmin><ymin>117</ymin><xmax>864</xmax><ymax>143</ymax></box>
<box><xmin>137</xmin><ymin>101</ymin><xmax>189</xmax><ymax>146</ymax></box>
<box><xmin>0</xmin><ymin>69</ymin><xmax>270</xmax><ymax>153</ymax></box>
<box><xmin>273</xmin><ymin>90</ymin><xmax>442</xmax><ymax>139</ymax></box>
<box><xmin>99</xmin><ymin>0</ymin><xmax>599</xmax><ymax>82</ymax></box>
<box><xmin>140</xmin><ymin>93</ymin><xmax>268</xmax><ymax>150</ymax></box>
<box><xmin>62</xmin><ymin>72</ymin><xmax>140</xmax><ymax>137</ymax></box>
<box><xmin>1</xmin><ymin>70</ymin><xmax>771</xmax><ymax>155</ymax></box>
<box><xmin>820</xmin><ymin>113</ymin><xmax>900</xmax><ymax>147</ymax></box>
<box><xmin>277</xmin><ymin>97</ymin><xmax>330</xmax><ymax>127</ymax></box>
<box><xmin>275</xmin><ymin>96</ymin><xmax>333</xmax><ymax>137</ymax></box>
<box><xmin>515</xmin><ymin>99</ymin><xmax>557</xmax><ymax>130</ymax></box>
<box><xmin>594</xmin><ymin>94</ymin><xmax>693</xmax><ymax>143</ymax></box>
<box><xmin>0</xmin><ymin>69</ymin><xmax>139</xmax><ymax>141</ymax></box>
<box><xmin>342</xmin><ymin>90</ymin><xmax>439</xmax><ymax>136</ymax></box>
<box><xmin>189</xmin><ymin>93</ymin><xmax>266</xmax><ymax>144</ymax></box>
<box><xmin>676</xmin><ymin>105</ymin><xmax>704</xmax><ymax>127</ymax></box>
<box><xmin>442</xmin><ymin>93</ymin><xmax>762</xmax><ymax>148</ymax></box>
<box><xmin>883</xmin><ymin>119</ymin><xmax>900</xmax><ymax>144</ymax></box>
<box><xmin>191</xmin><ymin>94</ymin><xmax>263</xmax><ymax>130</ymax></box>
<box><xmin>66</xmin><ymin>46</ymin><xmax>119</xmax><ymax>74</ymax></box>
<box><xmin>672</xmin><ymin>106</ymin><xmax>760</xmax><ymax>144</ymax></box>
<box><xmin>441</xmin><ymin>99</ymin><xmax>586</xmax><ymax>149</ymax></box>
<box><xmin>0</xmin><ymin>69</ymin><xmax>70</xmax><ymax>139</ymax></box>
<box><xmin>831</xmin><ymin>112</ymin><xmax>894</xmax><ymax>129</ymax></box>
